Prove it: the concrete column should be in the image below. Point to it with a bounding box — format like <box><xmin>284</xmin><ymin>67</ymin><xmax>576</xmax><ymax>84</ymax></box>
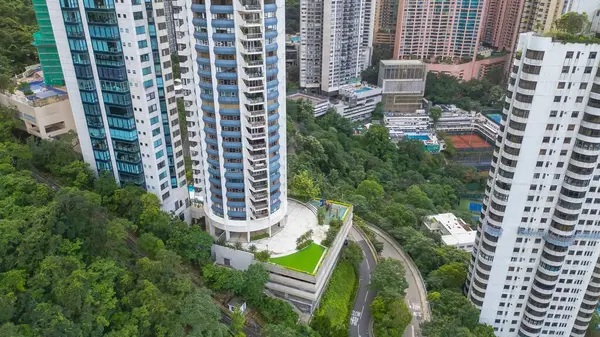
<box><xmin>208</xmin><ymin>222</ymin><xmax>216</xmax><ymax>237</ymax></box>
<box><xmin>225</xmin><ymin>230</ymin><xmax>230</xmax><ymax>240</ymax></box>
<box><xmin>269</xmin><ymin>225</ymin><xmax>272</xmax><ymax>237</ymax></box>
<box><xmin>247</xmin><ymin>231</ymin><xmax>250</xmax><ymax>243</ymax></box>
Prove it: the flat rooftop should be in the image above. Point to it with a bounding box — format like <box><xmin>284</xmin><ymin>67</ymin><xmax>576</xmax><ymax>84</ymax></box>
<box><xmin>287</xmin><ymin>93</ymin><xmax>329</xmax><ymax>105</ymax></box>
<box><xmin>13</xmin><ymin>65</ymin><xmax>68</xmax><ymax>107</ymax></box>
<box><xmin>380</xmin><ymin>59</ymin><xmax>424</xmax><ymax>66</ymax></box>
<box><xmin>425</xmin><ymin>213</ymin><xmax>476</xmax><ymax>246</ymax></box>
<box><xmin>448</xmin><ymin>133</ymin><xmax>492</xmax><ymax>149</ymax></box>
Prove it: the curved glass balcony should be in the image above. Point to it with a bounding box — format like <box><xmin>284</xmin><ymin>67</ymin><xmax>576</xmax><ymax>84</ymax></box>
<box><xmin>265</xmin><ymin>17</ymin><xmax>277</xmax><ymax>25</ymax></box>
<box><xmin>196</xmin><ymin>57</ymin><xmax>211</xmax><ymax>65</ymax></box>
<box><xmin>216</xmin><ymin>71</ymin><xmax>237</xmax><ymax>80</ymax></box>
<box><xmin>269</xmin><ymin>144</ymin><xmax>280</xmax><ymax>153</ymax></box>
<box><xmin>192</xmin><ymin>17</ymin><xmax>207</xmax><ymax>26</ymax></box>
<box><xmin>220</xmin><ymin>119</ymin><xmax>241</xmax><ymax>127</ymax></box>
<box><xmin>210</xmin><ymin>5</ymin><xmax>233</xmax><ymax>14</ymax></box>
<box><xmin>225</xmin><ymin>171</ymin><xmax>243</xmax><ymax>179</ymax></box>
<box><xmin>267</xmin><ymin>90</ymin><xmax>278</xmax><ymax>100</ymax></box>
<box><xmin>227</xmin><ymin>192</ymin><xmax>245</xmax><ymax>199</ymax></box>
<box><xmin>195</xmin><ymin>44</ymin><xmax>210</xmax><ymax>53</ymax></box>
<box><xmin>227</xmin><ymin>201</ymin><xmax>246</xmax><ymax>208</ymax></box>
<box><xmin>267</xmin><ymin>102</ymin><xmax>279</xmax><ymax>111</ymax></box>
<box><xmin>264</xmin><ymin>4</ymin><xmax>276</xmax><ymax>12</ymax></box>
<box><xmin>218</xmin><ymin>96</ymin><xmax>239</xmax><ymax>104</ymax></box>
<box><xmin>269</xmin><ymin>153</ymin><xmax>280</xmax><ymax>163</ymax></box>
<box><xmin>266</xmin><ymin>55</ymin><xmax>278</xmax><ymax>64</ymax></box>
<box><xmin>270</xmin><ymin>182</ymin><xmax>280</xmax><ymax>193</ymax></box>
<box><xmin>214</xmin><ymin>46</ymin><xmax>236</xmax><ymax>54</ymax></box>
<box><xmin>204</xmin><ymin>126</ymin><xmax>217</xmax><ymax>135</ymax></box>
<box><xmin>225</xmin><ymin>181</ymin><xmax>245</xmax><ymax>189</ymax></box>
<box><xmin>228</xmin><ymin>211</ymin><xmax>246</xmax><ymax>218</ymax></box>
<box><xmin>266</xmin><ymin>68</ymin><xmax>278</xmax><ymax>76</ymax></box>
<box><xmin>265</xmin><ymin>43</ymin><xmax>277</xmax><ymax>52</ymax></box>
<box><xmin>215</xmin><ymin>59</ymin><xmax>237</xmax><ymax>67</ymax></box>
<box><xmin>268</xmin><ymin>124</ymin><xmax>279</xmax><ymax>133</ymax></box>
<box><xmin>265</xmin><ymin>30</ymin><xmax>277</xmax><ymax>39</ymax></box>
<box><xmin>191</xmin><ymin>4</ymin><xmax>206</xmax><ymax>12</ymax></box>
<box><xmin>267</xmin><ymin>79</ymin><xmax>278</xmax><ymax>89</ymax></box>
<box><xmin>224</xmin><ymin>162</ymin><xmax>243</xmax><ymax>170</ymax></box>
<box><xmin>193</xmin><ymin>31</ymin><xmax>208</xmax><ymax>40</ymax></box>
<box><xmin>221</xmin><ymin>130</ymin><xmax>241</xmax><ymax>138</ymax></box>
<box><xmin>211</xmin><ymin>19</ymin><xmax>234</xmax><ymax>28</ymax></box>
<box><xmin>213</xmin><ymin>33</ymin><xmax>235</xmax><ymax>42</ymax></box>
<box><xmin>220</xmin><ymin>108</ymin><xmax>241</xmax><ymax>116</ymax></box>
<box><xmin>202</xmin><ymin>115</ymin><xmax>216</xmax><ymax>124</ymax></box>
<box><xmin>217</xmin><ymin>84</ymin><xmax>239</xmax><ymax>92</ymax></box>
<box><xmin>202</xmin><ymin>104</ymin><xmax>215</xmax><ymax>113</ymax></box>
<box><xmin>223</xmin><ymin>152</ymin><xmax>243</xmax><ymax>159</ymax></box>
<box><xmin>268</xmin><ymin>113</ymin><xmax>280</xmax><ymax>122</ymax></box>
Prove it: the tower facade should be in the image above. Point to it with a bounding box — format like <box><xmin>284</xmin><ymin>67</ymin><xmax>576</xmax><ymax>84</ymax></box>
<box><xmin>177</xmin><ymin>0</ymin><xmax>288</xmax><ymax>240</ymax></box>
<box><xmin>480</xmin><ymin>0</ymin><xmax>525</xmax><ymax>51</ymax></box>
<box><xmin>393</xmin><ymin>0</ymin><xmax>484</xmax><ymax>60</ymax></box>
<box><xmin>373</xmin><ymin>0</ymin><xmax>398</xmax><ymax>47</ymax></box>
<box><xmin>32</xmin><ymin>0</ymin><xmax>65</xmax><ymax>86</ymax></box>
<box><xmin>466</xmin><ymin>33</ymin><xmax>600</xmax><ymax>337</ymax></box>
<box><xmin>48</xmin><ymin>0</ymin><xmax>189</xmax><ymax>218</ymax></box>
<box><xmin>299</xmin><ymin>0</ymin><xmax>374</xmax><ymax>94</ymax></box>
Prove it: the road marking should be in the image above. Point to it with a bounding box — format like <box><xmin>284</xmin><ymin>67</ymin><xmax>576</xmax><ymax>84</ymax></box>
<box><xmin>361</xmin><ymin>305</ymin><xmax>364</xmax><ymax>312</ymax></box>
<box><xmin>365</xmin><ymin>258</ymin><xmax>370</xmax><ymax>270</ymax></box>
<box><xmin>364</xmin><ymin>291</ymin><xmax>369</xmax><ymax>303</ymax></box>
<box><xmin>411</xmin><ymin>324</ymin><xmax>415</xmax><ymax>337</ymax></box>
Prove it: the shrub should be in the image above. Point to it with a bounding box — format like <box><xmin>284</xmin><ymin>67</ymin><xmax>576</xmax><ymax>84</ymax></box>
<box><xmin>317</xmin><ymin>207</ymin><xmax>326</xmax><ymax>225</ymax></box>
<box><xmin>311</xmin><ymin>261</ymin><xmax>358</xmax><ymax>337</ymax></box>
<box><xmin>321</xmin><ymin>227</ymin><xmax>339</xmax><ymax>247</ymax></box>
<box><xmin>296</xmin><ymin>239</ymin><xmax>313</xmax><ymax>251</ymax></box>
<box><xmin>254</xmin><ymin>250</ymin><xmax>271</xmax><ymax>262</ymax></box>
<box><xmin>250</xmin><ymin>232</ymin><xmax>269</xmax><ymax>241</ymax></box>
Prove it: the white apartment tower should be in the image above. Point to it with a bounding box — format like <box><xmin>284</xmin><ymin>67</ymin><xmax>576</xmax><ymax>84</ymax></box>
<box><xmin>299</xmin><ymin>0</ymin><xmax>375</xmax><ymax>94</ymax></box>
<box><xmin>466</xmin><ymin>33</ymin><xmax>600</xmax><ymax>337</ymax></box>
<box><xmin>48</xmin><ymin>0</ymin><xmax>189</xmax><ymax>218</ymax></box>
<box><xmin>175</xmin><ymin>0</ymin><xmax>288</xmax><ymax>240</ymax></box>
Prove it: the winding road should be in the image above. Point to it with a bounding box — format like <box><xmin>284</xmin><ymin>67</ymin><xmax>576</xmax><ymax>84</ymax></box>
<box><xmin>348</xmin><ymin>227</ymin><xmax>377</xmax><ymax>337</ymax></box>
<box><xmin>349</xmin><ymin>225</ymin><xmax>430</xmax><ymax>337</ymax></box>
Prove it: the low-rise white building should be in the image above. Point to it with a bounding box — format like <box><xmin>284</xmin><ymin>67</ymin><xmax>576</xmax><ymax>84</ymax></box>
<box><xmin>473</xmin><ymin>112</ymin><xmax>500</xmax><ymax>142</ymax></box>
<box><xmin>423</xmin><ymin>213</ymin><xmax>476</xmax><ymax>252</ymax></box>
<box><xmin>383</xmin><ymin>110</ymin><xmax>430</xmax><ymax>138</ymax></box>
<box><xmin>0</xmin><ymin>66</ymin><xmax>76</xmax><ymax>140</ymax></box>
<box><xmin>287</xmin><ymin>93</ymin><xmax>330</xmax><ymax>117</ymax></box>
<box><xmin>213</xmin><ymin>199</ymin><xmax>353</xmax><ymax>314</ymax></box>
<box><xmin>434</xmin><ymin>105</ymin><xmax>476</xmax><ymax>133</ymax></box>
<box><xmin>331</xmin><ymin>83</ymin><xmax>382</xmax><ymax>121</ymax></box>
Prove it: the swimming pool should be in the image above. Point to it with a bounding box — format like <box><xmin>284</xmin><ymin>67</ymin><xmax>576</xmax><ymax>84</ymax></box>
<box><xmin>354</xmin><ymin>87</ymin><xmax>372</xmax><ymax>93</ymax></box>
<box><xmin>486</xmin><ymin>113</ymin><xmax>502</xmax><ymax>125</ymax></box>
<box><xmin>406</xmin><ymin>134</ymin><xmax>430</xmax><ymax>141</ymax></box>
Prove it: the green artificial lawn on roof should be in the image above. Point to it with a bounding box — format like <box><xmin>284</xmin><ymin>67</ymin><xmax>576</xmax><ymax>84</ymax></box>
<box><xmin>269</xmin><ymin>243</ymin><xmax>327</xmax><ymax>275</ymax></box>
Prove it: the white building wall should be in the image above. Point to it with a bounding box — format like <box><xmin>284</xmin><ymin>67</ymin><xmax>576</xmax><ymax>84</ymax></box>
<box><xmin>300</xmin><ymin>0</ymin><xmax>373</xmax><ymax>94</ymax></box>
<box><xmin>179</xmin><ymin>0</ymin><xmax>287</xmax><ymax>238</ymax></box>
<box><xmin>48</xmin><ymin>0</ymin><xmax>189</xmax><ymax>219</ymax></box>
<box><xmin>467</xmin><ymin>33</ymin><xmax>600</xmax><ymax>337</ymax></box>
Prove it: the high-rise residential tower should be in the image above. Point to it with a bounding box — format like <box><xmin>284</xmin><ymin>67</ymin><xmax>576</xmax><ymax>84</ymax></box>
<box><xmin>480</xmin><ymin>0</ymin><xmax>525</xmax><ymax>51</ymax></box>
<box><xmin>373</xmin><ymin>0</ymin><xmax>398</xmax><ymax>47</ymax></box>
<box><xmin>299</xmin><ymin>0</ymin><xmax>375</xmax><ymax>94</ymax></box>
<box><xmin>393</xmin><ymin>0</ymin><xmax>484</xmax><ymax>60</ymax></box>
<box><xmin>176</xmin><ymin>0</ymin><xmax>287</xmax><ymax>240</ymax></box>
<box><xmin>466</xmin><ymin>32</ymin><xmax>600</xmax><ymax>337</ymax></box>
<box><xmin>519</xmin><ymin>0</ymin><xmax>565</xmax><ymax>34</ymax></box>
<box><xmin>32</xmin><ymin>0</ymin><xmax>65</xmax><ymax>86</ymax></box>
<box><xmin>48</xmin><ymin>0</ymin><xmax>190</xmax><ymax>218</ymax></box>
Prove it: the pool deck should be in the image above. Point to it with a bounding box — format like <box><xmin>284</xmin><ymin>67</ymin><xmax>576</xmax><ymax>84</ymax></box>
<box><xmin>233</xmin><ymin>199</ymin><xmax>329</xmax><ymax>257</ymax></box>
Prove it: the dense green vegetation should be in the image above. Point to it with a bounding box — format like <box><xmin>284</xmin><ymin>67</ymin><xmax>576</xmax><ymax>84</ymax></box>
<box><xmin>370</xmin><ymin>259</ymin><xmax>412</xmax><ymax>337</ymax></box>
<box><xmin>425</xmin><ymin>72</ymin><xmax>506</xmax><ymax>111</ymax></box>
<box><xmin>311</xmin><ymin>261</ymin><xmax>357</xmax><ymax>337</ymax></box>
<box><xmin>0</xmin><ymin>0</ymin><xmax>39</xmax><ymax>90</ymax></box>
<box><xmin>285</xmin><ymin>0</ymin><xmax>300</xmax><ymax>34</ymax></box>
<box><xmin>0</xmin><ymin>107</ymin><xmax>226</xmax><ymax>337</ymax></box>
<box><xmin>0</xmin><ymin>105</ymin><xmax>316</xmax><ymax>337</ymax></box>
<box><xmin>286</xmin><ymin>99</ymin><xmax>493</xmax><ymax>335</ymax></box>
<box><xmin>311</xmin><ymin>242</ymin><xmax>362</xmax><ymax>337</ymax></box>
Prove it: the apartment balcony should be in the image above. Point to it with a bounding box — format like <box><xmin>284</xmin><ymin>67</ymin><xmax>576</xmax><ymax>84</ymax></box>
<box><xmin>249</xmin><ymin>190</ymin><xmax>268</xmax><ymax>202</ymax></box>
<box><xmin>244</xmin><ymin>81</ymin><xmax>265</xmax><ymax>92</ymax></box>
<box><xmin>244</xmin><ymin>94</ymin><xmax>264</xmax><ymax>105</ymax></box>
<box><xmin>245</xmin><ymin>108</ymin><xmax>265</xmax><ymax>117</ymax></box>
<box><xmin>239</xmin><ymin>0</ymin><xmax>261</xmax><ymax>11</ymax></box>
<box><xmin>243</xmin><ymin>57</ymin><xmax>264</xmax><ymax>67</ymax></box>
<box><xmin>241</xmin><ymin>68</ymin><xmax>263</xmax><ymax>81</ymax></box>
<box><xmin>247</xmin><ymin>130</ymin><xmax>266</xmax><ymax>139</ymax></box>
<box><xmin>250</xmin><ymin>200</ymin><xmax>268</xmax><ymax>212</ymax></box>
<box><xmin>248</xmin><ymin>159</ymin><xmax>267</xmax><ymax>171</ymax></box>
<box><xmin>248</xmin><ymin>171</ymin><xmax>268</xmax><ymax>183</ymax></box>
<box><xmin>240</xmin><ymin>32</ymin><xmax>263</xmax><ymax>41</ymax></box>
